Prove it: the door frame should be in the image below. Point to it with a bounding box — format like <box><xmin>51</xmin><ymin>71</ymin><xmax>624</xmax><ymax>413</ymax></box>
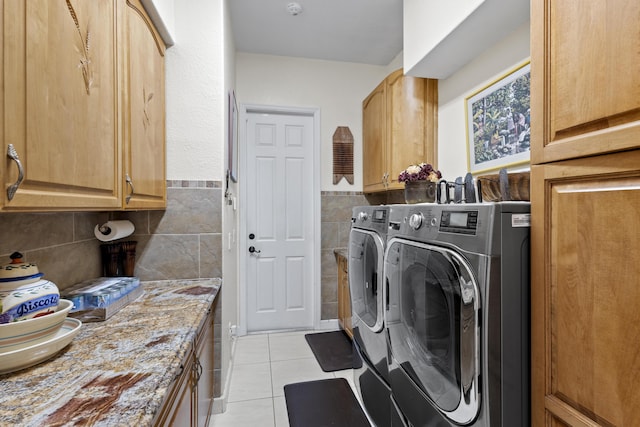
<box><xmin>238</xmin><ymin>104</ymin><xmax>321</xmax><ymax>336</ymax></box>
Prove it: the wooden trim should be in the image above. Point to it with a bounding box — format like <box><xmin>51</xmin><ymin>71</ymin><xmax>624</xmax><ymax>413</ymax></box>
<box><xmin>529</xmin><ymin>164</ymin><xmax>546</xmax><ymax>427</ymax></box>
<box><xmin>544</xmin><ymin>396</ymin><xmax>601</xmax><ymax>427</ymax></box>
<box><xmin>534</xmin><ymin>121</ymin><xmax>640</xmax><ymax>165</ymax></box>
<box><xmin>126</xmin><ymin>0</ymin><xmax>167</xmax><ymax>54</ymax></box>
<box><xmin>529</xmin><ymin>0</ymin><xmax>546</xmax><ymax>165</ymax></box>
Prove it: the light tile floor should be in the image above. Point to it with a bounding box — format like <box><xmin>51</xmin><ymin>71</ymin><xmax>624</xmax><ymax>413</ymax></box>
<box><xmin>209</xmin><ymin>330</ymin><xmax>364</xmax><ymax>427</ymax></box>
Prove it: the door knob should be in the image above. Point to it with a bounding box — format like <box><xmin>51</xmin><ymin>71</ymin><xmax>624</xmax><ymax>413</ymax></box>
<box><xmin>249</xmin><ymin>246</ymin><xmax>261</xmax><ymax>254</ymax></box>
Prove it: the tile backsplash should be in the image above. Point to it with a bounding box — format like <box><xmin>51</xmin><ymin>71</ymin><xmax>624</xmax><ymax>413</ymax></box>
<box><xmin>319</xmin><ymin>189</ymin><xmax>403</xmax><ymax>320</ymax></box>
<box><xmin>320</xmin><ymin>191</ymin><xmax>368</xmax><ymax>320</ymax></box>
<box><xmin>0</xmin><ymin>181</ymin><xmax>223</xmax><ymax>291</ymax></box>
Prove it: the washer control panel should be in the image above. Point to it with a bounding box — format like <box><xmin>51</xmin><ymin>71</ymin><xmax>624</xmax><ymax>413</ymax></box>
<box><xmin>440</xmin><ymin>210</ymin><xmax>478</xmax><ymax>234</ymax></box>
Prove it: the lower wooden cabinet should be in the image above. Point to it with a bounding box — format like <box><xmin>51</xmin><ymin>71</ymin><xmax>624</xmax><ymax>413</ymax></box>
<box><xmin>336</xmin><ymin>252</ymin><xmax>352</xmax><ymax>338</ymax></box>
<box><xmin>195</xmin><ymin>306</ymin><xmax>215</xmax><ymax>427</ymax></box>
<box><xmin>154</xmin><ymin>305</ymin><xmax>214</xmax><ymax>427</ymax></box>
<box><xmin>531</xmin><ymin>150</ymin><xmax>640</xmax><ymax>426</ymax></box>
<box><xmin>157</xmin><ymin>346</ymin><xmax>195</xmax><ymax>426</ymax></box>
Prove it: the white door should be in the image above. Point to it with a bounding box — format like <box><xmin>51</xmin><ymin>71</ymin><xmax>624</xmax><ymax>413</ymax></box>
<box><xmin>244</xmin><ymin>109</ymin><xmax>316</xmax><ymax>332</ymax></box>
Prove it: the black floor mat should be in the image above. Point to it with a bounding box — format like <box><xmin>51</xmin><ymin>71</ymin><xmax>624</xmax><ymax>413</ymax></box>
<box><xmin>304</xmin><ymin>330</ymin><xmax>353</xmax><ymax>372</ymax></box>
<box><xmin>284</xmin><ymin>378</ymin><xmax>370</xmax><ymax>427</ymax></box>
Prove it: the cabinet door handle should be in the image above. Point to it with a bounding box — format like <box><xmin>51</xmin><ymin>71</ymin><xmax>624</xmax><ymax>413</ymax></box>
<box><xmin>6</xmin><ymin>144</ymin><xmax>24</xmax><ymax>201</ymax></box>
<box><xmin>194</xmin><ymin>358</ymin><xmax>203</xmax><ymax>383</ymax></box>
<box><xmin>125</xmin><ymin>173</ymin><xmax>135</xmax><ymax>204</ymax></box>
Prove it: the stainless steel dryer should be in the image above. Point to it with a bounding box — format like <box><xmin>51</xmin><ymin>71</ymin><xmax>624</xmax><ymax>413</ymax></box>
<box><xmin>349</xmin><ymin>205</ymin><xmax>406</xmax><ymax>426</ymax></box>
<box><xmin>384</xmin><ymin>202</ymin><xmax>530</xmax><ymax>427</ymax></box>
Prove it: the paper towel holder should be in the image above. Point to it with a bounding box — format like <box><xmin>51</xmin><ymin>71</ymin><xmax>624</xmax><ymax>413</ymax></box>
<box><xmin>97</xmin><ymin>223</ymin><xmax>111</xmax><ymax>235</ymax></box>
<box><xmin>94</xmin><ymin>220</ymin><xmax>135</xmax><ymax>242</ymax></box>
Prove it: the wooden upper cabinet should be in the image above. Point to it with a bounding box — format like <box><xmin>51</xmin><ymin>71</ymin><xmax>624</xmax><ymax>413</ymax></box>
<box><xmin>1</xmin><ymin>0</ymin><xmax>166</xmax><ymax>212</ymax></box>
<box><xmin>530</xmin><ymin>0</ymin><xmax>640</xmax><ymax>164</ymax></box>
<box><xmin>362</xmin><ymin>80</ymin><xmax>386</xmax><ymax>192</ymax></box>
<box><xmin>121</xmin><ymin>0</ymin><xmax>166</xmax><ymax>209</ymax></box>
<box><xmin>362</xmin><ymin>69</ymin><xmax>437</xmax><ymax>193</ymax></box>
<box><xmin>530</xmin><ymin>151</ymin><xmax>640</xmax><ymax>427</ymax></box>
<box><xmin>2</xmin><ymin>0</ymin><xmax>121</xmax><ymax>210</ymax></box>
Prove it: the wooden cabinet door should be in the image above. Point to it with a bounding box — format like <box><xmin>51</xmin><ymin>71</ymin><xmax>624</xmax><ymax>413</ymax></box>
<box><xmin>121</xmin><ymin>0</ymin><xmax>166</xmax><ymax>209</ymax></box>
<box><xmin>337</xmin><ymin>255</ymin><xmax>352</xmax><ymax>338</ymax></box>
<box><xmin>154</xmin><ymin>348</ymin><xmax>195</xmax><ymax>427</ymax></box>
<box><xmin>362</xmin><ymin>69</ymin><xmax>438</xmax><ymax>194</ymax></box>
<box><xmin>386</xmin><ymin>72</ymin><xmax>437</xmax><ymax>191</ymax></box>
<box><xmin>362</xmin><ymin>80</ymin><xmax>386</xmax><ymax>193</ymax></box>
<box><xmin>530</xmin><ymin>150</ymin><xmax>640</xmax><ymax>427</ymax></box>
<box><xmin>2</xmin><ymin>0</ymin><xmax>121</xmax><ymax>210</ymax></box>
<box><xmin>195</xmin><ymin>309</ymin><xmax>214</xmax><ymax>427</ymax></box>
<box><xmin>531</xmin><ymin>0</ymin><xmax>640</xmax><ymax>165</ymax></box>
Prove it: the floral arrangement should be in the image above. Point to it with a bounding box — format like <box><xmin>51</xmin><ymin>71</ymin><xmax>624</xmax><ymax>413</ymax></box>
<box><xmin>398</xmin><ymin>163</ymin><xmax>442</xmax><ymax>183</ymax></box>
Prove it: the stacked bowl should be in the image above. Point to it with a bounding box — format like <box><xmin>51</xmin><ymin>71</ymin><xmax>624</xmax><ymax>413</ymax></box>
<box><xmin>0</xmin><ymin>252</ymin><xmax>81</xmax><ymax>374</ymax></box>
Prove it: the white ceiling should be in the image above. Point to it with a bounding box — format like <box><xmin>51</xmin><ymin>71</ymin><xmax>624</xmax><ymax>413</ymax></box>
<box><xmin>229</xmin><ymin>0</ymin><xmax>404</xmax><ymax>66</ymax></box>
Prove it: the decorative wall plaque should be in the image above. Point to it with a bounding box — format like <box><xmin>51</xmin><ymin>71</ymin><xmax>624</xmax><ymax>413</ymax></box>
<box><xmin>332</xmin><ymin>126</ymin><xmax>354</xmax><ymax>185</ymax></box>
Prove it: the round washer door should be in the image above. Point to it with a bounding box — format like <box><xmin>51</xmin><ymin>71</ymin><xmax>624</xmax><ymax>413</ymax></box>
<box><xmin>348</xmin><ymin>228</ymin><xmax>385</xmax><ymax>333</ymax></box>
<box><xmin>385</xmin><ymin>238</ymin><xmax>480</xmax><ymax>425</ymax></box>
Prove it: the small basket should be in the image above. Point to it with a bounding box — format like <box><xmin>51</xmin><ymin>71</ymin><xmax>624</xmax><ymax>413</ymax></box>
<box><xmin>477</xmin><ymin>172</ymin><xmax>530</xmax><ymax>202</ymax></box>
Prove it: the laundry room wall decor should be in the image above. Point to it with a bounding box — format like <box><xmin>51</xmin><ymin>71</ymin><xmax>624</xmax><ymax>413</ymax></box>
<box><xmin>465</xmin><ymin>61</ymin><xmax>531</xmax><ymax>174</ymax></box>
<box><xmin>332</xmin><ymin>126</ymin><xmax>354</xmax><ymax>185</ymax></box>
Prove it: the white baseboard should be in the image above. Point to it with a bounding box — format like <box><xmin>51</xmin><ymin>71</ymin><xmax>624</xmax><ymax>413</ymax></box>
<box><xmin>317</xmin><ymin>319</ymin><xmax>340</xmax><ymax>330</ymax></box>
<box><xmin>212</xmin><ymin>335</ymin><xmax>237</xmax><ymax>414</ymax></box>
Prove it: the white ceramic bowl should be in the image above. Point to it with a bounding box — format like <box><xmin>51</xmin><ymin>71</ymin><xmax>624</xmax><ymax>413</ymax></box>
<box><xmin>0</xmin><ymin>299</ymin><xmax>73</xmax><ymax>353</ymax></box>
<box><xmin>0</xmin><ymin>317</ymin><xmax>81</xmax><ymax>374</ymax></box>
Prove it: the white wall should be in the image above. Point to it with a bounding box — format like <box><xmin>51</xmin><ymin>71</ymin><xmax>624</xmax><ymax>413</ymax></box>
<box><xmin>165</xmin><ymin>0</ymin><xmax>232</xmax><ymax>412</ymax></box>
<box><xmin>220</xmin><ymin>0</ymin><xmax>237</xmax><ymax>414</ymax></box>
<box><xmin>235</xmin><ymin>53</ymin><xmax>401</xmax><ymax>192</ymax></box>
<box><xmin>438</xmin><ymin>22</ymin><xmax>530</xmax><ymax>180</ymax></box>
<box><xmin>403</xmin><ymin>0</ymin><xmax>529</xmax><ymax>79</ymax></box>
<box><xmin>404</xmin><ymin>0</ymin><xmax>484</xmax><ymax>73</ymax></box>
<box><xmin>140</xmin><ymin>0</ymin><xmax>175</xmax><ymax>45</ymax></box>
<box><xmin>165</xmin><ymin>0</ymin><xmax>224</xmax><ymax>181</ymax></box>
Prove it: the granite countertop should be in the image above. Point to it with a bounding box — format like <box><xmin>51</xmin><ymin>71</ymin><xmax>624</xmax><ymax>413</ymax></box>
<box><xmin>0</xmin><ymin>278</ymin><xmax>221</xmax><ymax>426</ymax></box>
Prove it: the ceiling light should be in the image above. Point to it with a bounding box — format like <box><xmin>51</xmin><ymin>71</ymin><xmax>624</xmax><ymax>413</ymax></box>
<box><xmin>286</xmin><ymin>2</ymin><xmax>303</xmax><ymax>16</ymax></box>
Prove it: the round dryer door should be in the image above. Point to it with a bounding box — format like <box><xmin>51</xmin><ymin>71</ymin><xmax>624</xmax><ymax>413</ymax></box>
<box><xmin>385</xmin><ymin>238</ymin><xmax>480</xmax><ymax>425</ymax></box>
<box><xmin>348</xmin><ymin>229</ymin><xmax>385</xmax><ymax>333</ymax></box>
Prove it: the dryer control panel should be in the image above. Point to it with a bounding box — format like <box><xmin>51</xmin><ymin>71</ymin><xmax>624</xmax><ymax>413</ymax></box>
<box><xmin>440</xmin><ymin>210</ymin><xmax>478</xmax><ymax>234</ymax></box>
